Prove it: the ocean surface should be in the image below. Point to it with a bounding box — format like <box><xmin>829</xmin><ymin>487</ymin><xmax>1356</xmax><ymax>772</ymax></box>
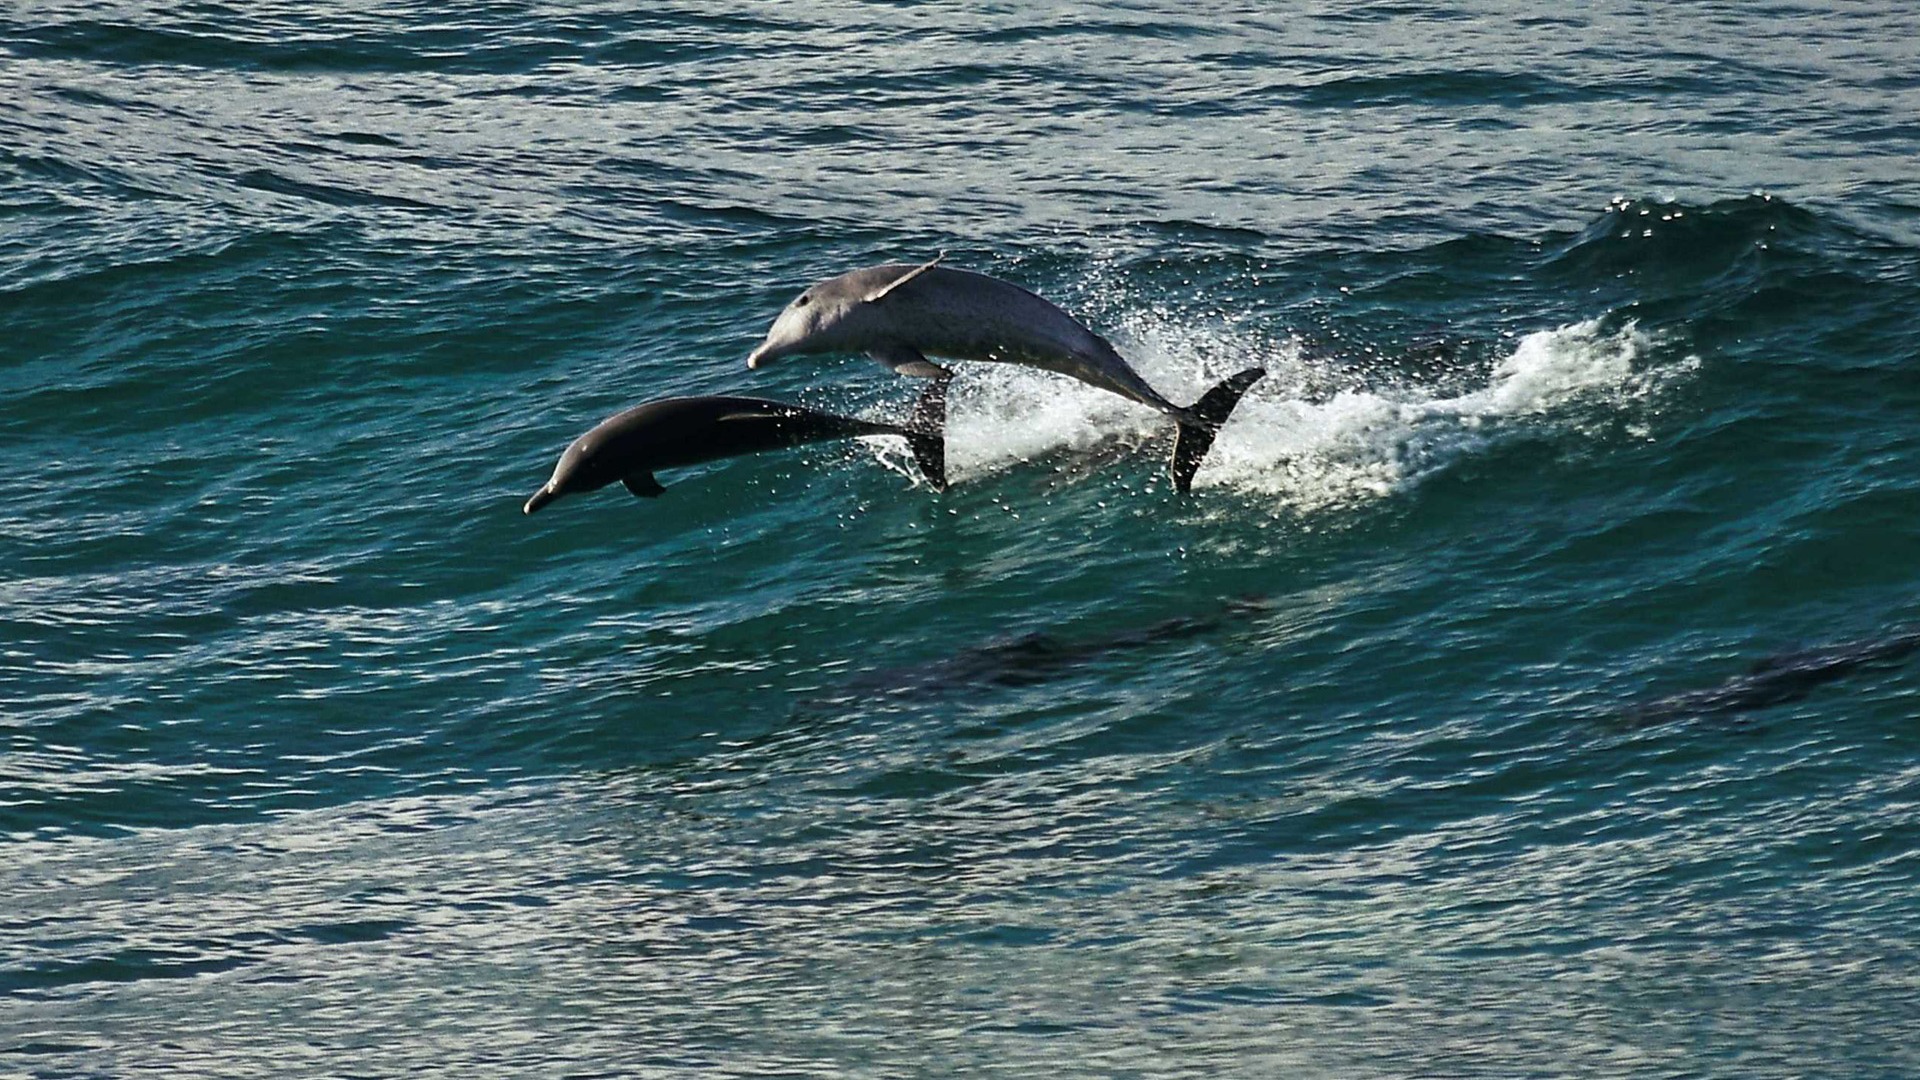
<box><xmin>5</xmin><ymin>2</ymin><xmax>1920</xmax><ymax>1076</ymax></box>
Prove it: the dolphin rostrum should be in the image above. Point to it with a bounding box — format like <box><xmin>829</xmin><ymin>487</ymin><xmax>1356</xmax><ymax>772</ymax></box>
<box><xmin>746</xmin><ymin>258</ymin><xmax>1266</xmax><ymax>493</ymax></box>
<box><xmin>524</xmin><ymin>382</ymin><xmax>946</xmax><ymax>514</ymax></box>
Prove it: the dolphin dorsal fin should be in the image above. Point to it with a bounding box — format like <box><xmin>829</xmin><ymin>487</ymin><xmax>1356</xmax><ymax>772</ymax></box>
<box><xmin>863</xmin><ymin>254</ymin><xmax>944</xmax><ymax>303</ymax></box>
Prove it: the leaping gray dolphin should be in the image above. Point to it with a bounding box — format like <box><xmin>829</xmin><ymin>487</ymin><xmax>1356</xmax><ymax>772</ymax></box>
<box><xmin>524</xmin><ymin>382</ymin><xmax>946</xmax><ymax>514</ymax></box>
<box><xmin>746</xmin><ymin>257</ymin><xmax>1265</xmax><ymax>493</ymax></box>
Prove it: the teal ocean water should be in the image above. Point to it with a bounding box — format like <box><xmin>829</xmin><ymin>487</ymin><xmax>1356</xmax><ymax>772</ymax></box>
<box><xmin>6</xmin><ymin>2</ymin><xmax>1920</xmax><ymax>1075</ymax></box>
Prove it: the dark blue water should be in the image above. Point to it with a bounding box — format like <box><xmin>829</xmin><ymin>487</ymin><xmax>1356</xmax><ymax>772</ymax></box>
<box><xmin>6</xmin><ymin>3</ymin><xmax>1920</xmax><ymax>1076</ymax></box>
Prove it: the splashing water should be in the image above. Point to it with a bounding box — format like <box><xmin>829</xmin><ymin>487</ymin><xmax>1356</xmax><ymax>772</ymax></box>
<box><xmin>867</xmin><ymin>317</ymin><xmax>1692</xmax><ymax>510</ymax></box>
<box><xmin>1201</xmin><ymin>318</ymin><xmax>1692</xmax><ymax>507</ymax></box>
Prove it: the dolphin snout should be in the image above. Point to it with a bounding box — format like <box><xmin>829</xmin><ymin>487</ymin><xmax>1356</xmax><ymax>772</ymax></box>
<box><xmin>747</xmin><ymin>337</ymin><xmax>789</xmax><ymax>369</ymax></box>
<box><xmin>523</xmin><ymin>485</ymin><xmax>558</xmax><ymax>515</ymax></box>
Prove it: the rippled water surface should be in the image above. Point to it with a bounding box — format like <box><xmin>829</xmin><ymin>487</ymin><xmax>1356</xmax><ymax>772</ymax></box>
<box><xmin>6</xmin><ymin>2</ymin><xmax>1920</xmax><ymax>1076</ymax></box>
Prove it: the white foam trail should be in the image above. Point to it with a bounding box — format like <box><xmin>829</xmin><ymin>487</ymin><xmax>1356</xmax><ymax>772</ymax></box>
<box><xmin>1202</xmin><ymin>318</ymin><xmax>1687</xmax><ymax>508</ymax></box>
<box><xmin>868</xmin><ymin>317</ymin><xmax>1690</xmax><ymax>510</ymax></box>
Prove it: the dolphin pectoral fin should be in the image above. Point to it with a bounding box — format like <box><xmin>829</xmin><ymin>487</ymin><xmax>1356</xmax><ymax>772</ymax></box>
<box><xmin>863</xmin><ymin>253</ymin><xmax>945</xmax><ymax>303</ymax></box>
<box><xmin>868</xmin><ymin>344</ymin><xmax>951</xmax><ymax>379</ymax></box>
<box><xmin>904</xmin><ymin>374</ymin><xmax>949</xmax><ymax>491</ymax></box>
<box><xmin>1170</xmin><ymin>366</ymin><xmax>1267</xmax><ymax>494</ymax></box>
<box><xmin>622</xmin><ymin>472</ymin><xmax>666</xmax><ymax>498</ymax></box>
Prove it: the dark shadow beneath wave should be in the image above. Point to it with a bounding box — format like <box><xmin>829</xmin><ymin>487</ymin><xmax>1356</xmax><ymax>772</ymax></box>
<box><xmin>232</xmin><ymin>168</ymin><xmax>437</xmax><ymax>211</ymax></box>
<box><xmin>1619</xmin><ymin>626</ymin><xmax>1920</xmax><ymax>729</ymax></box>
<box><xmin>808</xmin><ymin>596</ymin><xmax>1273</xmax><ymax>707</ymax></box>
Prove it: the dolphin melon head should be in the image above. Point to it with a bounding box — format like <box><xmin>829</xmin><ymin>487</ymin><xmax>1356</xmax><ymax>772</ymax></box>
<box><xmin>747</xmin><ymin>283</ymin><xmax>855</xmax><ymax>368</ymax></box>
<box><xmin>525</xmin><ymin>429</ymin><xmax>608</xmax><ymax>513</ymax></box>
<box><xmin>746</xmin><ymin>258</ymin><xmax>941</xmax><ymax>369</ymax></box>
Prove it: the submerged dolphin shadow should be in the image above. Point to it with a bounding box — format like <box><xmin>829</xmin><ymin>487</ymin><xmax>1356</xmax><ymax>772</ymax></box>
<box><xmin>805</xmin><ymin>595</ymin><xmax>1275</xmax><ymax>708</ymax></box>
<box><xmin>1617</xmin><ymin>626</ymin><xmax>1920</xmax><ymax>729</ymax></box>
<box><xmin>809</xmin><ymin>599</ymin><xmax>1920</xmax><ymax>734</ymax></box>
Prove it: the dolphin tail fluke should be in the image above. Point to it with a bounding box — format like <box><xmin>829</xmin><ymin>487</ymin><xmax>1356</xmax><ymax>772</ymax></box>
<box><xmin>1170</xmin><ymin>367</ymin><xmax>1266</xmax><ymax>494</ymax></box>
<box><xmin>904</xmin><ymin>374</ymin><xmax>949</xmax><ymax>491</ymax></box>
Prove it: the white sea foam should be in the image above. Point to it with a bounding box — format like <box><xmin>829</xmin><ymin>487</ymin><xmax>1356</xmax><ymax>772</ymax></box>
<box><xmin>869</xmin><ymin>317</ymin><xmax>1690</xmax><ymax>511</ymax></box>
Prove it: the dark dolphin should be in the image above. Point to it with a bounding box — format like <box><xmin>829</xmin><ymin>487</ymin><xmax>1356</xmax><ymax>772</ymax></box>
<box><xmin>524</xmin><ymin>382</ymin><xmax>946</xmax><ymax>514</ymax></box>
<box><xmin>1622</xmin><ymin>627</ymin><xmax>1920</xmax><ymax>727</ymax></box>
<box><xmin>814</xmin><ymin>596</ymin><xmax>1272</xmax><ymax>703</ymax></box>
<box><xmin>747</xmin><ymin>258</ymin><xmax>1266</xmax><ymax>493</ymax></box>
